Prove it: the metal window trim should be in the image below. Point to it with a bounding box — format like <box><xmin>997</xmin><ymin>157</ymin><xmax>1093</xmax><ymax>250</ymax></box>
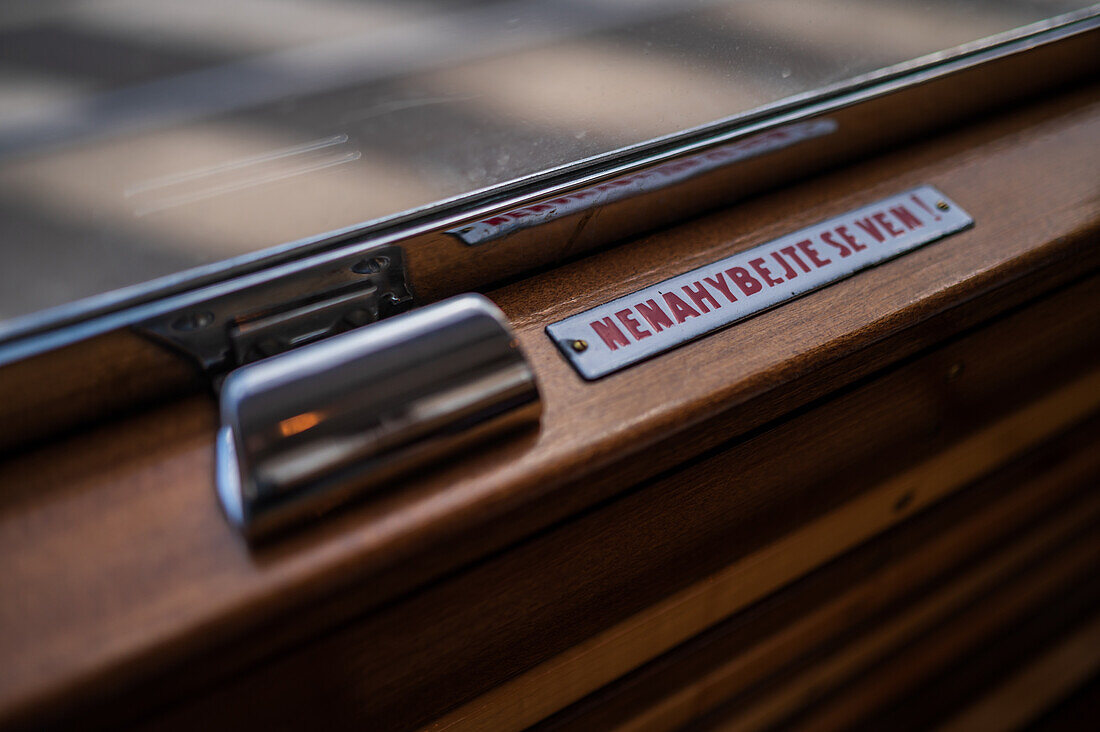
<box><xmin>0</xmin><ymin>9</ymin><xmax>1096</xmax><ymax>360</ymax></box>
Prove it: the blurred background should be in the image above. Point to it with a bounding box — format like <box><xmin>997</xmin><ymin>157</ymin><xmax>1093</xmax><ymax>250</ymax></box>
<box><xmin>0</xmin><ymin>0</ymin><xmax>1090</xmax><ymax>320</ymax></box>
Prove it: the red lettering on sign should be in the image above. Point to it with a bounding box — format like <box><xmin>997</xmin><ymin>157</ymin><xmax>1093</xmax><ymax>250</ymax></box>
<box><xmin>873</xmin><ymin>212</ymin><xmax>904</xmax><ymax>237</ymax></box>
<box><xmin>590</xmin><ymin>318</ymin><xmax>630</xmax><ymax>350</ymax></box>
<box><xmin>796</xmin><ymin>239</ymin><xmax>831</xmax><ymax>268</ymax></box>
<box><xmin>854</xmin><ymin>217</ymin><xmax>885</xmax><ymax>243</ymax></box>
<box><xmin>663</xmin><ymin>292</ymin><xmax>701</xmax><ymax>323</ymax></box>
<box><xmin>682</xmin><ymin>281</ymin><xmax>721</xmax><ymax>313</ymax></box>
<box><xmin>771</xmin><ymin>251</ymin><xmax>797</xmax><ymax>280</ymax></box>
<box><xmin>635</xmin><ymin>299</ymin><xmax>674</xmax><ymax>333</ymax></box>
<box><xmin>836</xmin><ymin>225</ymin><xmax>865</xmax><ymax>252</ymax></box>
<box><xmin>615</xmin><ymin>309</ymin><xmax>650</xmax><ymax>340</ymax></box>
<box><xmin>702</xmin><ymin>272</ymin><xmax>738</xmax><ymax>303</ymax></box>
<box><xmin>725</xmin><ymin>266</ymin><xmax>763</xmax><ymax>296</ymax></box>
<box><xmin>820</xmin><ymin>231</ymin><xmax>850</xmax><ymax>258</ymax></box>
<box><xmin>780</xmin><ymin>245</ymin><xmax>812</xmax><ymax>273</ymax></box>
<box><xmin>889</xmin><ymin>205</ymin><xmax>922</xmax><ymax>231</ymax></box>
<box><xmin>749</xmin><ymin>257</ymin><xmax>783</xmax><ymax>287</ymax></box>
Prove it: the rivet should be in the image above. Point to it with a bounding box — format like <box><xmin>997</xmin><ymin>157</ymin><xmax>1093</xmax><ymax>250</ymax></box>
<box><xmin>171</xmin><ymin>311</ymin><xmax>214</xmax><ymax>332</ymax></box>
<box><xmin>352</xmin><ymin>256</ymin><xmax>389</xmax><ymax>275</ymax></box>
<box><xmin>936</xmin><ymin>200</ymin><xmax>950</xmax><ymax>211</ymax></box>
<box><xmin>570</xmin><ymin>339</ymin><xmax>588</xmax><ymax>353</ymax></box>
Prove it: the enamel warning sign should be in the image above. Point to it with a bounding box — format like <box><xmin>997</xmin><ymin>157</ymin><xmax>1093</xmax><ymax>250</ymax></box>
<box><xmin>546</xmin><ymin>186</ymin><xmax>973</xmax><ymax>380</ymax></box>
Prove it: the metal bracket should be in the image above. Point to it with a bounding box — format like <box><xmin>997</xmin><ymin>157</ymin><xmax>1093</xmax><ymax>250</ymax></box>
<box><xmin>139</xmin><ymin>246</ymin><xmax>413</xmax><ymax>377</ymax></box>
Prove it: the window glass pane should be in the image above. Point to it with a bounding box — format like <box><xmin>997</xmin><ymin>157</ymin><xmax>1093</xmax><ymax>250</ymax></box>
<box><xmin>0</xmin><ymin>0</ymin><xmax>1092</xmax><ymax>320</ymax></box>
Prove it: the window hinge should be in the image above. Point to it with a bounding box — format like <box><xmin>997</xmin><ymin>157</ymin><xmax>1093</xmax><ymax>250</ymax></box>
<box><xmin>139</xmin><ymin>245</ymin><xmax>413</xmax><ymax>378</ymax></box>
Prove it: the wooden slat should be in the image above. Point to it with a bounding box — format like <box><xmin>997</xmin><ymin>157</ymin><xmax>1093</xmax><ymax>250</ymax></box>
<box><xmin>768</xmin><ymin>539</ymin><xmax>1100</xmax><ymax>732</ymax></box>
<box><xmin>420</xmin><ymin>370</ymin><xmax>1100</xmax><ymax>732</ymax></box>
<box><xmin>850</xmin><ymin>535</ymin><xmax>1100</xmax><ymax>731</ymax></box>
<box><xmin>696</xmin><ymin>496</ymin><xmax>1100</xmax><ymax>732</ymax></box>
<box><xmin>1028</xmin><ymin>673</ymin><xmax>1100</xmax><ymax>731</ymax></box>
<box><xmin>935</xmin><ymin>614</ymin><xmax>1100</xmax><ymax>732</ymax></box>
<box><xmin>537</xmin><ymin>421</ymin><xmax>1100</xmax><ymax>732</ymax></box>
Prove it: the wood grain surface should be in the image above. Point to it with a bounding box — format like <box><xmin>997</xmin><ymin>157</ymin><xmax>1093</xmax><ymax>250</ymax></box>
<box><xmin>924</xmin><ymin>615</ymin><xmax>1100</xmax><ymax>732</ymax></box>
<box><xmin>0</xmin><ymin>84</ymin><xmax>1098</xmax><ymax>728</ymax></box>
<box><xmin>693</xmin><ymin>519</ymin><xmax>1100</xmax><ymax>732</ymax></box>
<box><xmin>416</xmin><ymin>371</ymin><xmax>1100</xmax><ymax>732</ymax></box>
<box><xmin>136</xmin><ymin>332</ymin><xmax>1100</xmax><ymax>730</ymax></box>
<box><xmin>534</xmin><ymin>419</ymin><xmax>1100</xmax><ymax>732</ymax></box>
<box><xmin>0</xmin><ymin>330</ymin><xmax>204</xmax><ymax>455</ymax></box>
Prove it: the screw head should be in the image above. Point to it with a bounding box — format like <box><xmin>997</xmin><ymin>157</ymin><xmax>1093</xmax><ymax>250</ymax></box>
<box><xmin>171</xmin><ymin>311</ymin><xmax>214</xmax><ymax>332</ymax></box>
<box><xmin>570</xmin><ymin>339</ymin><xmax>588</xmax><ymax>353</ymax></box>
<box><xmin>936</xmin><ymin>200</ymin><xmax>950</xmax><ymax>211</ymax></box>
<box><xmin>352</xmin><ymin>256</ymin><xmax>389</xmax><ymax>275</ymax></box>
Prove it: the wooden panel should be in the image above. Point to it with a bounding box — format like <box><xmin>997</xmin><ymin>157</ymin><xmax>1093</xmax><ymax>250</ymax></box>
<box><xmin>137</xmin><ymin>300</ymin><xmax>1100</xmax><ymax>730</ymax></box>
<box><xmin>691</xmin><ymin>519</ymin><xmax>1100</xmax><ymax>731</ymax></box>
<box><xmin>781</xmin><ymin>554</ymin><xmax>1100</xmax><ymax>731</ymax></box>
<box><xmin>1</xmin><ymin>85</ymin><xmax>1099</xmax><ymax>728</ymax></box>
<box><xmin>534</xmin><ymin>420</ymin><xmax>1100</xmax><ymax>732</ymax></box>
<box><xmin>874</xmin><ymin>599</ymin><xmax>1100</xmax><ymax>731</ymax></box>
<box><xmin>419</xmin><ymin>380</ymin><xmax>1100</xmax><ymax>732</ymax></box>
<box><xmin>0</xmin><ymin>330</ymin><xmax>203</xmax><ymax>455</ymax></box>
<box><xmin>1028</xmin><ymin>673</ymin><xmax>1100</xmax><ymax>731</ymax></box>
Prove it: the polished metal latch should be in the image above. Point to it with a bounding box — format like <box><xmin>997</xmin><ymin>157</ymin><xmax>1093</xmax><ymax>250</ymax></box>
<box><xmin>215</xmin><ymin>294</ymin><xmax>541</xmax><ymax>540</ymax></box>
<box><xmin>141</xmin><ymin>245</ymin><xmax>413</xmax><ymax>375</ymax></box>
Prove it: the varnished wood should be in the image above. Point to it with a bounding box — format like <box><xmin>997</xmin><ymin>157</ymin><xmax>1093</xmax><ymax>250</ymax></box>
<box><xmin>1027</xmin><ymin>671</ymin><xmax>1100</xmax><ymax>731</ymax></box>
<box><xmin>739</xmin><ymin>511</ymin><xmax>1100</xmax><ymax>732</ymax></box>
<box><xmin>419</xmin><ymin>372</ymin><xmax>1100</xmax><ymax>732</ymax></box>
<box><xmin>0</xmin><ymin>330</ymin><xmax>203</xmax><ymax>454</ymax></box>
<box><xmin>695</xmin><ymin>524</ymin><xmax>1100</xmax><ymax>731</ymax></box>
<box><xmin>1</xmin><ymin>85</ymin><xmax>1099</xmax><ymax>728</ymax></box>
<box><xmin>535</xmin><ymin>423</ymin><xmax>1100</xmax><ymax>732</ymax></box>
<box><xmin>931</xmin><ymin>614</ymin><xmax>1100</xmax><ymax>732</ymax></box>
<box><xmin>854</xmin><ymin>569</ymin><xmax>1100</xmax><ymax>732</ymax></box>
<box><xmin>137</xmin><ymin>286</ymin><xmax>1100</xmax><ymax>731</ymax></box>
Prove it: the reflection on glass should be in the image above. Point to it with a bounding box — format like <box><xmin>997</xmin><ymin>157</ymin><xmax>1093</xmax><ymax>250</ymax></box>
<box><xmin>0</xmin><ymin>0</ymin><xmax>1092</xmax><ymax>320</ymax></box>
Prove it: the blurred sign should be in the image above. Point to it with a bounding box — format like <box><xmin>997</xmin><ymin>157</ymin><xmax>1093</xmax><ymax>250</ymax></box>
<box><xmin>547</xmin><ymin>185</ymin><xmax>972</xmax><ymax>380</ymax></box>
<box><xmin>448</xmin><ymin>119</ymin><xmax>837</xmax><ymax>245</ymax></box>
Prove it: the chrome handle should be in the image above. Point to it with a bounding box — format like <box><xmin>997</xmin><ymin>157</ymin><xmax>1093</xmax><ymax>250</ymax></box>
<box><xmin>216</xmin><ymin>294</ymin><xmax>540</xmax><ymax>540</ymax></box>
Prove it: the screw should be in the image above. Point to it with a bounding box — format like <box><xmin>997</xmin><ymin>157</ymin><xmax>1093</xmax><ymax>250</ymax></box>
<box><xmin>946</xmin><ymin>362</ymin><xmax>964</xmax><ymax>381</ymax></box>
<box><xmin>936</xmin><ymin>200</ymin><xmax>950</xmax><ymax>211</ymax></box>
<box><xmin>171</xmin><ymin>311</ymin><xmax>214</xmax><ymax>332</ymax></box>
<box><xmin>352</xmin><ymin>256</ymin><xmax>389</xmax><ymax>275</ymax></box>
<box><xmin>570</xmin><ymin>339</ymin><xmax>588</xmax><ymax>353</ymax></box>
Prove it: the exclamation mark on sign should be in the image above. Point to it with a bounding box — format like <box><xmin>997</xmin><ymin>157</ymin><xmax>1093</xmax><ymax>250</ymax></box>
<box><xmin>911</xmin><ymin>194</ymin><xmax>941</xmax><ymax>222</ymax></box>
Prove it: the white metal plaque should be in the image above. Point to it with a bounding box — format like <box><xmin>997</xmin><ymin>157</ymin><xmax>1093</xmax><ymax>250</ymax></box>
<box><xmin>546</xmin><ymin>186</ymin><xmax>972</xmax><ymax>380</ymax></box>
